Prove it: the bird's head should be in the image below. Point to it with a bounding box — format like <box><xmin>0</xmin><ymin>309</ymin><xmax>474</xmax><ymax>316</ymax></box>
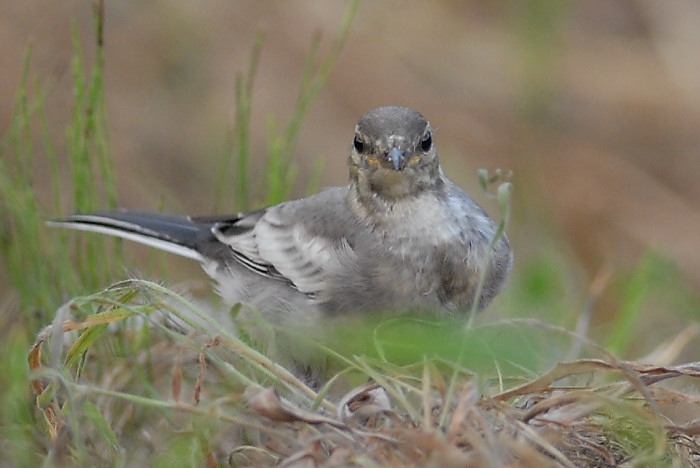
<box><xmin>348</xmin><ymin>106</ymin><xmax>443</xmax><ymax>201</ymax></box>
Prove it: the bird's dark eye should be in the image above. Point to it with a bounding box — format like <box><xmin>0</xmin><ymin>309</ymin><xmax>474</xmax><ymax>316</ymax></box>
<box><xmin>420</xmin><ymin>132</ymin><xmax>432</xmax><ymax>152</ymax></box>
<box><xmin>353</xmin><ymin>135</ymin><xmax>365</xmax><ymax>153</ymax></box>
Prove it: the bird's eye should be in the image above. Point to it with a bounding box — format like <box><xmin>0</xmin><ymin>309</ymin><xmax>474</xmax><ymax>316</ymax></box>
<box><xmin>353</xmin><ymin>135</ymin><xmax>365</xmax><ymax>153</ymax></box>
<box><xmin>420</xmin><ymin>132</ymin><xmax>432</xmax><ymax>152</ymax></box>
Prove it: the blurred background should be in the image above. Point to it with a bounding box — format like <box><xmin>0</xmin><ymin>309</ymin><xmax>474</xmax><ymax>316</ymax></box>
<box><xmin>2</xmin><ymin>0</ymin><xmax>699</xmax><ymax>356</ymax></box>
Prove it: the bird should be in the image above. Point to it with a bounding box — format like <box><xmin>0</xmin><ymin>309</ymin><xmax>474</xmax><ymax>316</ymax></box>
<box><xmin>49</xmin><ymin>106</ymin><xmax>512</xmax><ymax>378</ymax></box>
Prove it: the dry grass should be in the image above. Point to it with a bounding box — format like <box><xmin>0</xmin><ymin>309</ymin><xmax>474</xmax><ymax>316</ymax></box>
<box><xmin>29</xmin><ymin>280</ymin><xmax>700</xmax><ymax>467</ymax></box>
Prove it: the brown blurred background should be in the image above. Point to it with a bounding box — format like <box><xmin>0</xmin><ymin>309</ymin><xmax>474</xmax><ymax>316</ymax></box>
<box><xmin>2</xmin><ymin>1</ymin><xmax>699</xmax><ymax>339</ymax></box>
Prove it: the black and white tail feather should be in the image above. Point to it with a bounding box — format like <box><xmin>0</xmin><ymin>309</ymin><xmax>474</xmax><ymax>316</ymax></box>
<box><xmin>48</xmin><ymin>211</ymin><xmax>209</xmax><ymax>261</ymax></box>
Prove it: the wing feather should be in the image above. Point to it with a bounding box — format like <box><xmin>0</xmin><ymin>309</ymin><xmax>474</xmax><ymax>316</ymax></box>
<box><xmin>212</xmin><ymin>201</ymin><xmax>355</xmax><ymax>297</ymax></box>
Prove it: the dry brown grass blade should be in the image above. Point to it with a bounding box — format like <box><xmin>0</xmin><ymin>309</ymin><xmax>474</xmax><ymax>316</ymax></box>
<box><xmin>494</xmin><ymin>358</ymin><xmax>700</xmax><ymax>402</ymax></box>
<box><xmin>28</xmin><ymin>325</ymin><xmax>62</xmax><ymax>440</ymax></box>
<box><xmin>246</xmin><ymin>386</ymin><xmax>345</xmax><ymax>428</ymax></box>
<box><xmin>493</xmin><ymin>359</ymin><xmax>617</xmax><ymax>401</ymax></box>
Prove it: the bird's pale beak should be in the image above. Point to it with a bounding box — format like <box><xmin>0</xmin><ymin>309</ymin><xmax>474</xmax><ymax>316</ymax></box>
<box><xmin>387</xmin><ymin>147</ymin><xmax>405</xmax><ymax>171</ymax></box>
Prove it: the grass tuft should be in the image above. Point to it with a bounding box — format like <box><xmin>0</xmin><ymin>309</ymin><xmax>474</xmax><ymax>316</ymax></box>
<box><xmin>27</xmin><ymin>280</ymin><xmax>700</xmax><ymax>466</ymax></box>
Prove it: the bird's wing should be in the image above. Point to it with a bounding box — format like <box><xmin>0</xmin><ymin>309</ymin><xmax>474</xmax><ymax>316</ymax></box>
<box><xmin>48</xmin><ymin>192</ymin><xmax>358</xmax><ymax>298</ymax></box>
<box><xmin>213</xmin><ymin>200</ymin><xmax>356</xmax><ymax>297</ymax></box>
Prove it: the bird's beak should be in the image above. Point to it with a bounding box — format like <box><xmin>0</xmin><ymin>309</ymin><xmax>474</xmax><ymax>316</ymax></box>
<box><xmin>387</xmin><ymin>147</ymin><xmax>405</xmax><ymax>171</ymax></box>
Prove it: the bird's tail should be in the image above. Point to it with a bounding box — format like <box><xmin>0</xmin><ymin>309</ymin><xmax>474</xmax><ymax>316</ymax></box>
<box><xmin>47</xmin><ymin>211</ymin><xmax>212</xmax><ymax>261</ymax></box>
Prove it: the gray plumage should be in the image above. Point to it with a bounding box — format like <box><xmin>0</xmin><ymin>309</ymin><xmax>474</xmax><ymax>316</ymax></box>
<box><xmin>49</xmin><ymin>106</ymin><xmax>512</xmax><ymax>375</ymax></box>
